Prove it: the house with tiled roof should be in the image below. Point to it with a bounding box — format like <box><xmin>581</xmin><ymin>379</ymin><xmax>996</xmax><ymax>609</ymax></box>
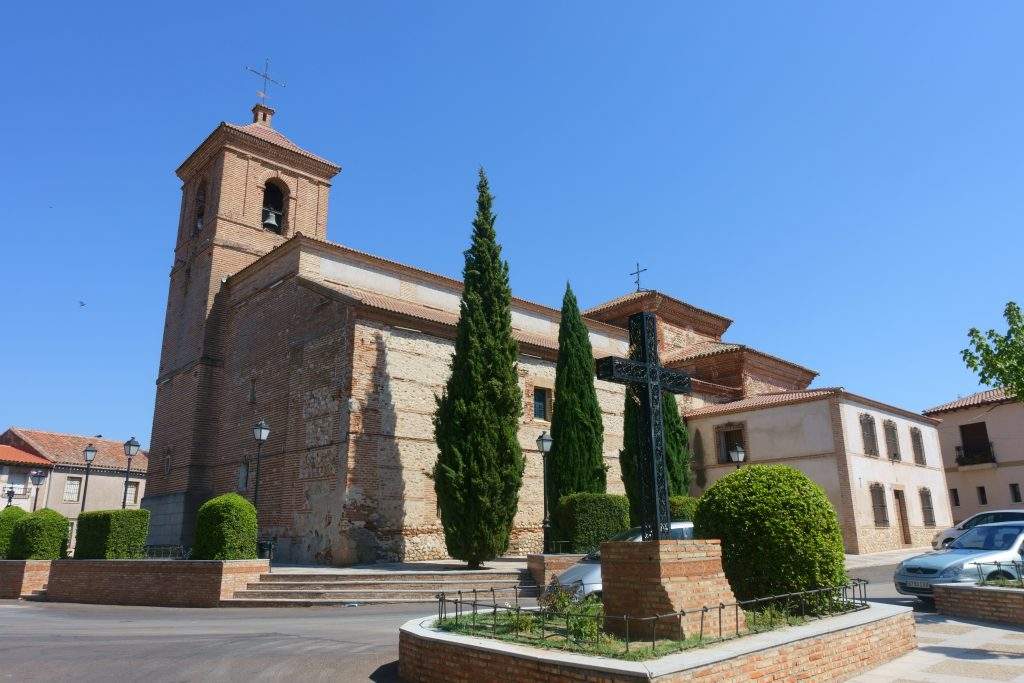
<box><xmin>0</xmin><ymin>428</ymin><xmax>147</xmax><ymax>547</ymax></box>
<box><xmin>143</xmin><ymin>101</ymin><xmax>947</xmax><ymax>561</ymax></box>
<box><xmin>924</xmin><ymin>387</ymin><xmax>1023</xmax><ymax>522</ymax></box>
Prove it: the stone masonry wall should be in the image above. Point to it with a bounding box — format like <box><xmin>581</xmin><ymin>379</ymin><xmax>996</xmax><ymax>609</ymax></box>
<box><xmin>935</xmin><ymin>584</ymin><xmax>1024</xmax><ymax>626</ymax></box>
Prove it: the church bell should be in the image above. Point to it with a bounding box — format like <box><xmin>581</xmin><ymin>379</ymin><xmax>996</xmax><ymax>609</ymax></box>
<box><xmin>262</xmin><ymin>208</ymin><xmax>281</xmax><ymax>231</ymax></box>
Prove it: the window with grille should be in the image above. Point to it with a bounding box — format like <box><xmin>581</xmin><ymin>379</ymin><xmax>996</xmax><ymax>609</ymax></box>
<box><xmin>716</xmin><ymin>423</ymin><xmax>747</xmax><ymax>464</ymax></box>
<box><xmin>870</xmin><ymin>483</ymin><xmax>889</xmax><ymax>527</ymax></box>
<box><xmin>125</xmin><ymin>481</ymin><xmax>139</xmax><ymax>505</ymax></box>
<box><xmin>860</xmin><ymin>414</ymin><xmax>879</xmax><ymax>456</ymax></box>
<box><xmin>919</xmin><ymin>488</ymin><xmax>936</xmax><ymax>527</ymax></box>
<box><xmin>63</xmin><ymin>477</ymin><xmax>82</xmax><ymax>503</ymax></box>
<box><xmin>6</xmin><ymin>472</ymin><xmax>26</xmax><ymax>495</ymax></box>
<box><xmin>532</xmin><ymin>387</ymin><xmax>552</xmax><ymax>421</ymax></box>
<box><xmin>910</xmin><ymin>427</ymin><xmax>926</xmax><ymax>465</ymax></box>
<box><xmin>883</xmin><ymin>420</ymin><xmax>900</xmax><ymax>461</ymax></box>
<box><xmin>949</xmin><ymin>487</ymin><xmax>960</xmax><ymax>507</ymax></box>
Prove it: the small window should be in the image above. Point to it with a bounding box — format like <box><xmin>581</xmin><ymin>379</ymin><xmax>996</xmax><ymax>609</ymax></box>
<box><xmin>870</xmin><ymin>483</ymin><xmax>889</xmax><ymax>527</ymax></box>
<box><xmin>860</xmin><ymin>414</ymin><xmax>879</xmax><ymax>457</ymax></box>
<box><xmin>125</xmin><ymin>481</ymin><xmax>139</xmax><ymax>505</ymax></box>
<box><xmin>919</xmin><ymin>488</ymin><xmax>936</xmax><ymax>527</ymax></box>
<box><xmin>977</xmin><ymin>486</ymin><xmax>988</xmax><ymax>506</ymax></box>
<box><xmin>949</xmin><ymin>487</ymin><xmax>960</xmax><ymax>507</ymax></box>
<box><xmin>883</xmin><ymin>420</ymin><xmax>900</xmax><ymax>461</ymax></box>
<box><xmin>249</xmin><ymin>378</ymin><xmax>257</xmax><ymax>404</ymax></box>
<box><xmin>533</xmin><ymin>387</ymin><xmax>551</xmax><ymax>420</ymax></box>
<box><xmin>6</xmin><ymin>472</ymin><xmax>27</xmax><ymax>495</ymax></box>
<box><xmin>910</xmin><ymin>427</ymin><xmax>926</xmax><ymax>466</ymax></box>
<box><xmin>63</xmin><ymin>477</ymin><xmax>82</xmax><ymax>503</ymax></box>
<box><xmin>261</xmin><ymin>181</ymin><xmax>286</xmax><ymax>234</ymax></box>
<box><xmin>237</xmin><ymin>461</ymin><xmax>250</xmax><ymax>492</ymax></box>
<box><xmin>193</xmin><ymin>182</ymin><xmax>206</xmax><ymax>234</ymax></box>
<box><xmin>163</xmin><ymin>449</ymin><xmax>172</xmax><ymax>476</ymax></box>
<box><xmin>717</xmin><ymin>424</ymin><xmax>746</xmax><ymax>464</ymax></box>
<box><xmin>1011</xmin><ymin>483</ymin><xmax>1022</xmax><ymax>504</ymax></box>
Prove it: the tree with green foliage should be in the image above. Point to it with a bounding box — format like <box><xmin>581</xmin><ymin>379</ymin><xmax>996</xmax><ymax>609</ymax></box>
<box><xmin>9</xmin><ymin>508</ymin><xmax>69</xmax><ymax>560</ymax></box>
<box><xmin>963</xmin><ymin>301</ymin><xmax>1024</xmax><ymax>399</ymax></box>
<box><xmin>547</xmin><ymin>283</ymin><xmax>606</xmax><ymax>511</ymax></box>
<box><xmin>74</xmin><ymin>509</ymin><xmax>151</xmax><ymax>559</ymax></box>
<box><xmin>0</xmin><ymin>506</ymin><xmax>28</xmax><ymax>558</ymax></box>
<box><xmin>433</xmin><ymin>169</ymin><xmax>524</xmax><ymax>568</ymax></box>
<box><xmin>191</xmin><ymin>493</ymin><xmax>257</xmax><ymax>560</ymax></box>
<box><xmin>619</xmin><ymin>388</ymin><xmax>693</xmax><ymax>525</ymax></box>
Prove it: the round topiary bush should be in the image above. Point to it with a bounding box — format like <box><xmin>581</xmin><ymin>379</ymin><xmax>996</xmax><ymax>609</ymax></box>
<box><xmin>192</xmin><ymin>493</ymin><xmax>258</xmax><ymax>560</ymax></box>
<box><xmin>693</xmin><ymin>464</ymin><xmax>846</xmax><ymax>601</ymax></box>
<box><xmin>9</xmin><ymin>508</ymin><xmax>69</xmax><ymax>560</ymax></box>
<box><xmin>0</xmin><ymin>506</ymin><xmax>28</xmax><ymax>558</ymax></box>
<box><xmin>668</xmin><ymin>495</ymin><xmax>699</xmax><ymax>521</ymax></box>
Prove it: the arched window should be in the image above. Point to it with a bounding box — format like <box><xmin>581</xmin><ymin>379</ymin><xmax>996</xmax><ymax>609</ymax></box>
<box><xmin>261</xmin><ymin>181</ymin><xmax>286</xmax><ymax>234</ymax></box>
<box><xmin>193</xmin><ymin>182</ymin><xmax>206</xmax><ymax>234</ymax></box>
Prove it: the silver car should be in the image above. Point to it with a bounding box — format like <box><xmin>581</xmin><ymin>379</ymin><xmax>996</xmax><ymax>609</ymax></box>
<box><xmin>546</xmin><ymin>521</ymin><xmax>695</xmax><ymax>599</ymax></box>
<box><xmin>895</xmin><ymin>521</ymin><xmax>1024</xmax><ymax>599</ymax></box>
<box><xmin>931</xmin><ymin>510</ymin><xmax>1024</xmax><ymax>549</ymax></box>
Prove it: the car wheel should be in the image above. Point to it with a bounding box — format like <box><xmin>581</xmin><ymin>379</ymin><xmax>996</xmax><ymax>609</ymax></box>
<box><xmin>987</xmin><ymin>571</ymin><xmax>1014</xmax><ymax>582</ymax></box>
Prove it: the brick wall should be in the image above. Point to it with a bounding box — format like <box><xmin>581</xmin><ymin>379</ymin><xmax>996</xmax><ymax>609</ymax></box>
<box><xmin>934</xmin><ymin>583</ymin><xmax>1024</xmax><ymax>626</ymax></box>
<box><xmin>0</xmin><ymin>561</ymin><xmax>51</xmax><ymax>598</ymax></box>
<box><xmin>526</xmin><ymin>553</ymin><xmax>587</xmax><ymax>588</ymax></box>
<box><xmin>398</xmin><ymin>607</ymin><xmax>917</xmax><ymax>682</ymax></box>
<box><xmin>45</xmin><ymin>560</ymin><xmax>268</xmax><ymax>607</ymax></box>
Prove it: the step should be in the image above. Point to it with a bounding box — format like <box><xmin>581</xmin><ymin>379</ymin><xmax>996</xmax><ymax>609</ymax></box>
<box><xmin>257</xmin><ymin>571</ymin><xmax>528</xmax><ymax>582</ymax></box>
<box><xmin>244</xmin><ymin>580</ymin><xmax>531</xmax><ymax>591</ymax></box>
<box><xmin>220</xmin><ymin>597</ymin><xmax>440</xmax><ymax>607</ymax></box>
<box><xmin>234</xmin><ymin>588</ymin><xmax>537</xmax><ymax>600</ymax></box>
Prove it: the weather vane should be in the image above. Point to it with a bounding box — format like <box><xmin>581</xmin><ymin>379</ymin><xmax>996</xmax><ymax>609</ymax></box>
<box><xmin>630</xmin><ymin>262</ymin><xmax>648</xmax><ymax>293</ymax></box>
<box><xmin>246</xmin><ymin>58</ymin><xmax>286</xmax><ymax>105</ymax></box>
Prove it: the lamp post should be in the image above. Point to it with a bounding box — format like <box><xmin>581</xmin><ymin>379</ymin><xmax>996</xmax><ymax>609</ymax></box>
<box><xmin>29</xmin><ymin>470</ymin><xmax>46</xmax><ymax>511</ymax></box>
<box><xmin>535</xmin><ymin>430</ymin><xmax>554</xmax><ymax>554</ymax></box>
<box><xmin>3</xmin><ymin>486</ymin><xmax>13</xmax><ymax>508</ymax></box>
<box><xmin>121</xmin><ymin>436</ymin><xmax>141</xmax><ymax>509</ymax></box>
<box><xmin>727</xmin><ymin>443</ymin><xmax>746</xmax><ymax>470</ymax></box>
<box><xmin>81</xmin><ymin>443</ymin><xmax>97</xmax><ymax>513</ymax></box>
<box><xmin>251</xmin><ymin>420</ymin><xmax>270</xmax><ymax>512</ymax></box>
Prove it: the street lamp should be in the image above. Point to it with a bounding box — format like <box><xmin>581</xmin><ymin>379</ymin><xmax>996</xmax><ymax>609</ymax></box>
<box><xmin>29</xmin><ymin>470</ymin><xmax>46</xmax><ymax>511</ymax></box>
<box><xmin>121</xmin><ymin>436</ymin><xmax>141</xmax><ymax>509</ymax></box>
<box><xmin>535</xmin><ymin>430</ymin><xmax>554</xmax><ymax>554</ymax></box>
<box><xmin>3</xmin><ymin>486</ymin><xmax>13</xmax><ymax>508</ymax></box>
<box><xmin>727</xmin><ymin>443</ymin><xmax>746</xmax><ymax>469</ymax></box>
<box><xmin>252</xmin><ymin>419</ymin><xmax>270</xmax><ymax>512</ymax></box>
<box><xmin>81</xmin><ymin>443</ymin><xmax>97</xmax><ymax>512</ymax></box>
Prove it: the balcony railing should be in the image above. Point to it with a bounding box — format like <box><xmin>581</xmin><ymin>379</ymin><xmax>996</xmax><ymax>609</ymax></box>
<box><xmin>956</xmin><ymin>442</ymin><xmax>996</xmax><ymax>466</ymax></box>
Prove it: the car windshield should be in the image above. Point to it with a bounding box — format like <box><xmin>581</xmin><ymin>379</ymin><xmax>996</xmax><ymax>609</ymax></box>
<box><xmin>950</xmin><ymin>525</ymin><xmax>1024</xmax><ymax>551</ymax></box>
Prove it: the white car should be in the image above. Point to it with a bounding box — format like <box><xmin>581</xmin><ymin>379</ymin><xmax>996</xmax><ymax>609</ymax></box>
<box><xmin>545</xmin><ymin>522</ymin><xmax>694</xmax><ymax>599</ymax></box>
<box><xmin>932</xmin><ymin>510</ymin><xmax>1024</xmax><ymax>549</ymax></box>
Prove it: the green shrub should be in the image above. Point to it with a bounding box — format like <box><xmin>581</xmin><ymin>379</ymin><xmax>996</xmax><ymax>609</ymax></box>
<box><xmin>552</xmin><ymin>493</ymin><xmax>629</xmax><ymax>553</ymax></box>
<box><xmin>191</xmin><ymin>493</ymin><xmax>257</xmax><ymax>560</ymax></box>
<box><xmin>9</xmin><ymin>508</ymin><xmax>69</xmax><ymax>560</ymax></box>
<box><xmin>669</xmin><ymin>495</ymin><xmax>699</xmax><ymax>521</ymax></box>
<box><xmin>0</xmin><ymin>507</ymin><xmax>28</xmax><ymax>558</ymax></box>
<box><xmin>74</xmin><ymin>509</ymin><xmax>150</xmax><ymax>559</ymax></box>
<box><xmin>693</xmin><ymin>465</ymin><xmax>847</xmax><ymax>601</ymax></box>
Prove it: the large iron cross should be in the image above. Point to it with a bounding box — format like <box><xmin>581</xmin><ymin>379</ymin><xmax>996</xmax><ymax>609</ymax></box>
<box><xmin>596</xmin><ymin>311</ymin><xmax>692</xmax><ymax>541</ymax></box>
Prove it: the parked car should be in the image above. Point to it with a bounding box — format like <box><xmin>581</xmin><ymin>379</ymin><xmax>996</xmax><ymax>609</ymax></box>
<box><xmin>931</xmin><ymin>510</ymin><xmax>1024</xmax><ymax>549</ymax></box>
<box><xmin>895</xmin><ymin>521</ymin><xmax>1024</xmax><ymax>600</ymax></box>
<box><xmin>544</xmin><ymin>521</ymin><xmax>695</xmax><ymax>599</ymax></box>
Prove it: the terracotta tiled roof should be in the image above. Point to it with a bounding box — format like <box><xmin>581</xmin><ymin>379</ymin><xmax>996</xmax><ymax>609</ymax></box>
<box><xmin>662</xmin><ymin>341</ymin><xmax>742</xmax><ymax>363</ymax></box>
<box><xmin>685</xmin><ymin>389</ymin><xmax>839</xmax><ymax>419</ymax></box>
<box><xmin>923</xmin><ymin>387</ymin><xmax>1016</xmax><ymax>415</ymax></box>
<box><xmin>224</xmin><ymin>122</ymin><xmax>338</xmax><ymax>168</ymax></box>
<box><xmin>583</xmin><ymin>290</ymin><xmax>732</xmax><ymax>337</ymax></box>
<box><xmin>0</xmin><ymin>445</ymin><xmax>51</xmax><ymax>468</ymax></box>
<box><xmin>8</xmin><ymin>428</ymin><xmax>148</xmax><ymax>473</ymax></box>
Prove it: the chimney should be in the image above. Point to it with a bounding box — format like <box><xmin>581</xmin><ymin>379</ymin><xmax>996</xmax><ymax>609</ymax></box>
<box><xmin>251</xmin><ymin>103</ymin><xmax>275</xmax><ymax>127</ymax></box>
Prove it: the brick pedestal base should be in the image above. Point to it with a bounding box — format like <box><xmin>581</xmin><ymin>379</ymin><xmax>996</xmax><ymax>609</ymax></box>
<box><xmin>601</xmin><ymin>539</ymin><xmax>744</xmax><ymax>640</ymax></box>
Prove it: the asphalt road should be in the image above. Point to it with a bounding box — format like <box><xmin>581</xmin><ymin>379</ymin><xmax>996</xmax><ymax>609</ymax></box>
<box><xmin>0</xmin><ymin>563</ymin><xmax>917</xmax><ymax>683</ymax></box>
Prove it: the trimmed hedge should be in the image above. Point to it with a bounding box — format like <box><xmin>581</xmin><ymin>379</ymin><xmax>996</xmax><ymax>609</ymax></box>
<box><xmin>192</xmin><ymin>493</ymin><xmax>258</xmax><ymax>560</ymax></box>
<box><xmin>0</xmin><ymin>506</ymin><xmax>28</xmax><ymax>558</ymax></box>
<box><xmin>669</xmin><ymin>495</ymin><xmax>699</xmax><ymax>521</ymax></box>
<box><xmin>552</xmin><ymin>493</ymin><xmax>630</xmax><ymax>553</ymax></box>
<box><xmin>9</xmin><ymin>508</ymin><xmax>69</xmax><ymax>560</ymax></box>
<box><xmin>74</xmin><ymin>509</ymin><xmax>150</xmax><ymax>559</ymax></box>
<box><xmin>693</xmin><ymin>465</ymin><xmax>847</xmax><ymax>601</ymax></box>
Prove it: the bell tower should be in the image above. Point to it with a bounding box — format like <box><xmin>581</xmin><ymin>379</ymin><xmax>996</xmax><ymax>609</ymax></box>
<box><xmin>142</xmin><ymin>104</ymin><xmax>340</xmax><ymax>545</ymax></box>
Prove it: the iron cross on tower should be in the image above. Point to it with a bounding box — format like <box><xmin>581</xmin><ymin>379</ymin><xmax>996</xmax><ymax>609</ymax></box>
<box><xmin>596</xmin><ymin>312</ymin><xmax>692</xmax><ymax>541</ymax></box>
<box><xmin>246</xmin><ymin>58</ymin><xmax>286</xmax><ymax>104</ymax></box>
<box><xmin>630</xmin><ymin>262</ymin><xmax>647</xmax><ymax>292</ymax></box>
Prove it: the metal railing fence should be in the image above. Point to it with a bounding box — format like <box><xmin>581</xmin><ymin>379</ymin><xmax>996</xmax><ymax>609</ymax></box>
<box><xmin>974</xmin><ymin>561</ymin><xmax>1024</xmax><ymax>588</ymax></box>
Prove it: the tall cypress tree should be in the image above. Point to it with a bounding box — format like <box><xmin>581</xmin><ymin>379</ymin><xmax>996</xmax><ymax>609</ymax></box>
<box><xmin>619</xmin><ymin>388</ymin><xmax>693</xmax><ymax>525</ymax></box>
<box><xmin>548</xmin><ymin>283</ymin><xmax>606</xmax><ymax>511</ymax></box>
<box><xmin>433</xmin><ymin>169</ymin><xmax>524</xmax><ymax>569</ymax></box>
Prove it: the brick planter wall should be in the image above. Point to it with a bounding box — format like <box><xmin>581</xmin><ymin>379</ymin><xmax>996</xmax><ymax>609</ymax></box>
<box><xmin>399</xmin><ymin>603</ymin><xmax>917</xmax><ymax>682</ymax></box>
<box><xmin>526</xmin><ymin>553</ymin><xmax>586</xmax><ymax>588</ymax></box>
<box><xmin>934</xmin><ymin>583</ymin><xmax>1024</xmax><ymax>626</ymax></box>
<box><xmin>45</xmin><ymin>559</ymin><xmax>268</xmax><ymax>607</ymax></box>
<box><xmin>0</xmin><ymin>560</ymin><xmax>51</xmax><ymax>598</ymax></box>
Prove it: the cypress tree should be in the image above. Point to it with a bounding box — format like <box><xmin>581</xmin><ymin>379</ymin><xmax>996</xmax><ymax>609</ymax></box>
<box><xmin>619</xmin><ymin>387</ymin><xmax>693</xmax><ymax>525</ymax></box>
<box><xmin>433</xmin><ymin>169</ymin><xmax>524</xmax><ymax>569</ymax></box>
<box><xmin>548</xmin><ymin>283</ymin><xmax>606</xmax><ymax>513</ymax></box>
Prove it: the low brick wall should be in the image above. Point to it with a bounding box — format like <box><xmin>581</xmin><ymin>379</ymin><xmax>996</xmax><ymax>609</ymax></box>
<box><xmin>0</xmin><ymin>561</ymin><xmax>51</xmax><ymax>598</ymax></box>
<box><xmin>45</xmin><ymin>559</ymin><xmax>268</xmax><ymax>607</ymax></box>
<box><xmin>935</xmin><ymin>583</ymin><xmax>1024</xmax><ymax>626</ymax></box>
<box><xmin>399</xmin><ymin>603</ymin><xmax>916</xmax><ymax>682</ymax></box>
<box><xmin>526</xmin><ymin>553</ymin><xmax>586</xmax><ymax>588</ymax></box>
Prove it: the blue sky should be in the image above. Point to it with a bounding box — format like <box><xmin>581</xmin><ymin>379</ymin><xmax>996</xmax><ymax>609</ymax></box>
<box><xmin>2</xmin><ymin>3</ymin><xmax>1020</xmax><ymax>448</ymax></box>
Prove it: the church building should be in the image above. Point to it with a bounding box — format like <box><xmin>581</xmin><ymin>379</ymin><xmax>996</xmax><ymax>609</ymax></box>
<box><xmin>142</xmin><ymin>104</ymin><xmax>951</xmax><ymax>562</ymax></box>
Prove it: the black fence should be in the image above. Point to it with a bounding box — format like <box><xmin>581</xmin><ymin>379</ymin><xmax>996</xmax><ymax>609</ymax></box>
<box><xmin>435</xmin><ymin>579</ymin><xmax>869</xmax><ymax>654</ymax></box>
<box><xmin>142</xmin><ymin>545</ymin><xmax>191</xmax><ymax>559</ymax></box>
<box><xmin>974</xmin><ymin>561</ymin><xmax>1024</xmax><ymax>588</ymax></box>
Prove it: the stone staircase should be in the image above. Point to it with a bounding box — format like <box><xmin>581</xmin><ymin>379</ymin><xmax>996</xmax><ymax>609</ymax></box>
<box><xmin>221</xmin><ymin>569</ymin><xmax>539</xmax><ymax>607</ymax></box>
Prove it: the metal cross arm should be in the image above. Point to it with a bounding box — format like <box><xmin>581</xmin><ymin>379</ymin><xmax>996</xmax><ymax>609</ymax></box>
<box><xmin>595</xmin><ymin>356</ymin><xmax>692</xmax><ymax>395</ymax></box>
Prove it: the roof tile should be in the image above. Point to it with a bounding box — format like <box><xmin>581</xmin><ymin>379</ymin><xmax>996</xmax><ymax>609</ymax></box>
<box><xmin>9</xmin><ymin>428</ymin><xmax>148</xmax><ymax>473</ymax></box>
<box><xmin>0</xmin><ymin>445</ymin><xmax>51</xmax><ymax>467</ymax></box>
<box><xmin>923</xmin><ymin>387</ymin><xmax>1014</xmax><ymax>415</ymax></box>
